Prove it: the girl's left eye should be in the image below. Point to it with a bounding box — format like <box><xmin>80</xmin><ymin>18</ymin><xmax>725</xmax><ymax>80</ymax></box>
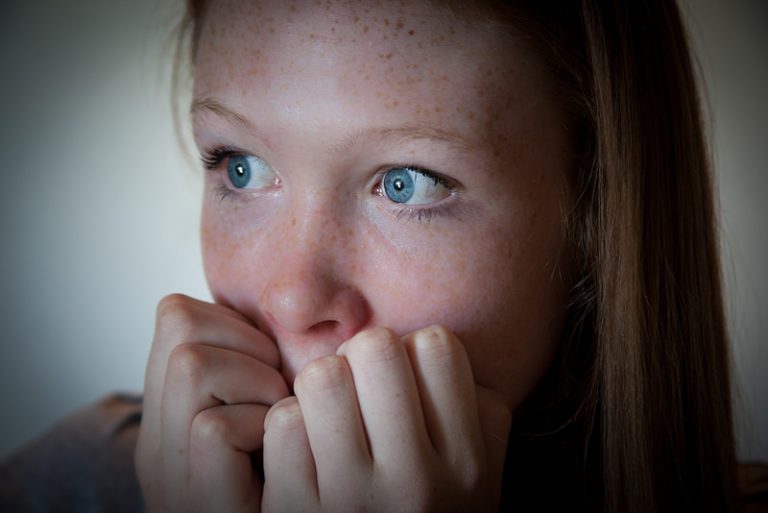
<box><xmin>379</xmin><ymin>166</ymin><xmax>453</xmax><ymax>205</ymax></box>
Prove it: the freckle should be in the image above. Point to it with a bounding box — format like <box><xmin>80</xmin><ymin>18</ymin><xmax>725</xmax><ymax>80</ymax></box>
<box><xmin>417</xmin><ymin>41</ymin><xmax>423</xmax><ymax>49</ymax></box>
<box><xmin>384</xmin><ymin>18</ymin><xmax>390</xmax><ymax>26</ymax></box>
<box><xmin>396</xmin><ymin>18</ymin><xmax>404</xmax><ymax>30</ymax></box>
<box><xmin>385</xmin><ymin>52</ymin><xmax>392</xmax><ymax>60</ymax></box>
<box><xmin>363</xmin><ymin>25</ymin><xmax>369</xmax><ymax>33</ymax></box>
<box><xmin>353</xmin><ymin>15</ymin><xmax>360</xmax><ymax>23</ymax></box>
<box><xmin>434</xmin><ymin>106</ymin><xmax>442</xmax><ymax>113</ymax></box>
<box><xmin>408</xmin><ymin>29</ymin><xmax>415</xmax><ymax>36</ymax></box>
<box><xmin>468</xmin><ymin>111</ymin><xmax>476</xmax><ymax>120</ymax></box>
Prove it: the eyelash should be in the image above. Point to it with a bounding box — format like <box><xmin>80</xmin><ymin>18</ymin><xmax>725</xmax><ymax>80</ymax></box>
<box><xmin>199</xmin><ymin>146</ymin><xmax>457</xmax><ymax>223</ymax></box>
<box><xmin>200</xmin><ymin>145</ymin><xmax>238</xmax><ymax>171</ymax></box>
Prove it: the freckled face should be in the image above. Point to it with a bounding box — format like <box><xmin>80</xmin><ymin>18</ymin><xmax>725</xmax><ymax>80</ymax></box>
<box><xmin>195</xmin><ymin>0</ymin><xmax>573</xmax><ymax>411</ymax></box>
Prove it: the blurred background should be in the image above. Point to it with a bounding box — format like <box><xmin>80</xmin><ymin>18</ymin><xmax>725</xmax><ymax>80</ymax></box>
<box><xmin>0</xmin><ymin>0</ymin><xmax>766</xmax><ymax>463</ymax></box>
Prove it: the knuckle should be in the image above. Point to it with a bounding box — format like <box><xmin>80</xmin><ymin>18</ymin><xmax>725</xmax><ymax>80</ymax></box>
<box><xmin>264</xmin><ymin>397</ymin><xmax>303</xmax><ymax>433</ymax></box>
<box><xmin>191</xmin><ymin>408</ymin><xmax>233</xmax><ymax>444</ymax></box>
<box><xmin>457</xmin><ymin>456</ymin><xmax>485</xmax><ymax>491</ymax></box>
<box><xmin>156</xmin><ymin>293</ymin><xmax>191</xmax><ymax>319</ymax></box>
<box><xmin>409</xmin><ymin>325</ymin><xmax>465</xmax><ymax>367</ymax></box>
<box><xmin>154</xmin><ymin>294</ymin><xmax>202</xmax><ymax>344</ymax></box>
<box><xmin>348</xmin><ymin>327</ymin><xmax>400</xmax><ymax>362</ymax></box>
<box><xmin>296</xmin><ymin>355</ymin><xmax>348</xmax><ymax>394</ymax></box>
<box><xmin>167</xmin><ymin>343</ymin><xmax>209</xmax><ymax>384</ymax></box>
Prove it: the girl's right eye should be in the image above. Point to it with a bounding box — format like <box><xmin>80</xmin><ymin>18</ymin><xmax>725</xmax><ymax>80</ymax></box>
<box><xmin>201</xmin><ymin>147</ymin><xmax>279</xmax><ymax>190</ymax></box>
<box><xmin>225</xmin><ymin>154</ymin><xmax>278</xmax><ymax>190</ymax></box>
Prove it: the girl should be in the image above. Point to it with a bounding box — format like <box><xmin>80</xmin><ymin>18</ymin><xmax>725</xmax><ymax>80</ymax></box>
<box><xmin>135</xmin><ymin>0</ymin><xmax>737</xmax><ymax>511</ymax></box>
<box><xmin>134</xmin><ymin>0</ymin><xmax>739</xmax><ymax>511</ymax></box>
<box><xmin>1</xmin><ymin>1</ymin><xmax>756</xmax><ymax>512</ymax></box>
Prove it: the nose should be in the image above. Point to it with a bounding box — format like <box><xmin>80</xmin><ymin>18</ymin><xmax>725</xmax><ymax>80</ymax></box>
<box><xmin>259</xmin><ymin>202</ymin><xmax>371</xmax><ymax>346</ymax></box>
<box><xmin>262</xmin><ymin>269</ymin><xmax>369</xmax><ymax>340</ymax></box>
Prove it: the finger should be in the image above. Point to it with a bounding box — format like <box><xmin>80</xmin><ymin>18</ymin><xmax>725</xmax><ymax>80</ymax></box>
<box><xmin>294</xmin><ymin>356</ymin><xmax>371</xmax><ymax>500</ymax></box>
<box><xmin>153</xmin><ymin>294</ymin><xmax>279</xmax><ymax>365</ymax></box>
<box><xmin>167</xmin><ymin>293</ymin><xmax>255</xmax><ymax>325</ymax></box>
<box><xmin>262</xmin><ymin>397</ymin><xmax>319</xmax><ymax>511</ymax></box>
<box><xmin>189</xmin><ymin>403</ymin><xmax>269</xmax><ymax>513</ymax></box>
<box><xmin>160</xmin><ymin>343</ymin><xmax>289</xmax><ymax>501</ymax></box>
<box><xmin>336</xmin><ymin>327</ymin><xmax>431</xmax><ymax>467</ymax></box>
<box><xmin>475</xmin><ymin>385</ymin><xmax>512</xmax><ymax>491</ymax></box>
<box><xmin>402</xmin><ymin>326</ymin><xmax>484</xmax><ymax>473</ymax></box>
<box><xmin>143</xmin><ymin>294</ymin><xmax>280</xmax><ymax>434</ymax></box>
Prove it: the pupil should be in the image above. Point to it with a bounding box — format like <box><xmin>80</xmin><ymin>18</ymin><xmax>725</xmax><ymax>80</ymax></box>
<box><xmin>236</xmin><ymin>165</ymin><xmax>245</xmax><ymax>177</ymax></box>
<box><xmin>394</xmin><ymin>178</ymin><xmax>404</xmax><ymax>191</ymax></box>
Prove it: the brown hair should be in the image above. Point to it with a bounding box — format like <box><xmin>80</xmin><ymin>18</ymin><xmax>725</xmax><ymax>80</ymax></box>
<box><xmin>492</xmin><ymin>2</ymin><xmax>737</xmax><ymax>512</ymax></box>
<box><xmin>178</xmin><ymin>1</ymin><xmax>737</xmax><ymax>511</ymax></box>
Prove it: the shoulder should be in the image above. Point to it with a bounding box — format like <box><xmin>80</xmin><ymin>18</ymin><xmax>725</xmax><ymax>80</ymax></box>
<box><xmin>0</xmin><ymin>393</ymin><xmax>144</xmax><ymax>513</ymax></box>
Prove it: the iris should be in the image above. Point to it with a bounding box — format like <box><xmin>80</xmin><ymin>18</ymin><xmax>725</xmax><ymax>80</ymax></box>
<box><xmin>227</xmin><ymin>156</ymin><xmax>252</xmax><ymax>189</ymax></box>
<box><xmin>383</xmin><ymin>168</ymin><xmax>415</xmax><ymax>203</ymax></box>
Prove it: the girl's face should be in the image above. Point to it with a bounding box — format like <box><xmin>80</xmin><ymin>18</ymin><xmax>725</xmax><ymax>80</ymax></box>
<box><xmin>195</xmin><ymin>0</ymin><xmax>573</xmax><ymax>411</ymax></box>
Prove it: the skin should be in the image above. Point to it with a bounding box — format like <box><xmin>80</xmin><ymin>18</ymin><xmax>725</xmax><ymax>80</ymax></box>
<box><xmin>135</xmin><ymin>1</ymin><xmax>574</xmax><ymax>511</ymax></box>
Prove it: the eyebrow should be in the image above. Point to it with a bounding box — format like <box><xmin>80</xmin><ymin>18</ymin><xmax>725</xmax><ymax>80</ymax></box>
<box><xmin>191</xmin><ymin>97</ymin><xmax>260</xmax><ymax>137</ymax></box>
<box><xmin>191</xmin><ymin>97</ymin><xmax>477</xmax><ymax>154</ymax></box>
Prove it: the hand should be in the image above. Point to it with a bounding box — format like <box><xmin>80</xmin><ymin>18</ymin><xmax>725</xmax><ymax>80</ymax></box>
<box><xmin>261</xmin><ymin>326</ymin><xmax>512</xmax><ymax>513</ymax></box>
<box><xmin>135</xmin><ymin>294</ymin><xmax>290</xmax><ymax>513</ymax></box>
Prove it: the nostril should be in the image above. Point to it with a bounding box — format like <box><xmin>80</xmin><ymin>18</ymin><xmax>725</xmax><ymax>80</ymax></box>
<box><xmin>308</xmin><ymin>319</ymin><xmax>342</xmax><ymax>336</ymax></box>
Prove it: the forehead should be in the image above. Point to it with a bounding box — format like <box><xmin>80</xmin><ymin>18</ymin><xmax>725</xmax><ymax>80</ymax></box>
<box><xmin>193</xmin><ymin>0</ymin><xmax>549</xmax><ymax>151</ymax></box>
<box><xmin>196</xmin><ymin>0</ymin><xmax>497</xmax><ymax>54</ymax></box>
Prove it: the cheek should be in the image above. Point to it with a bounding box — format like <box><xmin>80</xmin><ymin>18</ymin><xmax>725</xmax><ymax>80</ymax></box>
<box><xmin>200</xmin><ymin>200</ymin><xmax>268</xmax><ymax>301</ymax></box>
<box><xmin>365</xmin><ymin>212</ymin><xmax>567</xmax><ymax>410</ymax></box>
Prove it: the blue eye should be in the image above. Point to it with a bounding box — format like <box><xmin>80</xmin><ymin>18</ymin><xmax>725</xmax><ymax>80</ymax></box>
<box><xmin>225</xmin><ymin>154</ymin><xmax>277</xmax><ymax>190</ymax></box>
<box><xmin>381</xmin><ymin>166</ymin><xmax>452</xmax><ymax>205</ymax></box>
<box><xmin>227</xmin><ymin>156</ymin><xmax>250</xmax><ymax>188</ymax></box>
<box><xmin>383</xmin><ymin>167</ymin><xmax>414</xmax><ymax>203</ymax></box>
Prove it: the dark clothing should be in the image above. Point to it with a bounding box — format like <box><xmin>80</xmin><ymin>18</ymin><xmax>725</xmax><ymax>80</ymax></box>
<box><xmin>0</xmin><ymin>394</ymin><xmax>144</xmax><ymax>513</ymax></box>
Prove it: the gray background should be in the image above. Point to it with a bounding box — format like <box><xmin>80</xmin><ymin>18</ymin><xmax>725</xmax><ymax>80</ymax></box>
<box><xmin>0</xmin><ymin>0</ymin><xmax>766</xmax><ymax>462</ymax></box>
